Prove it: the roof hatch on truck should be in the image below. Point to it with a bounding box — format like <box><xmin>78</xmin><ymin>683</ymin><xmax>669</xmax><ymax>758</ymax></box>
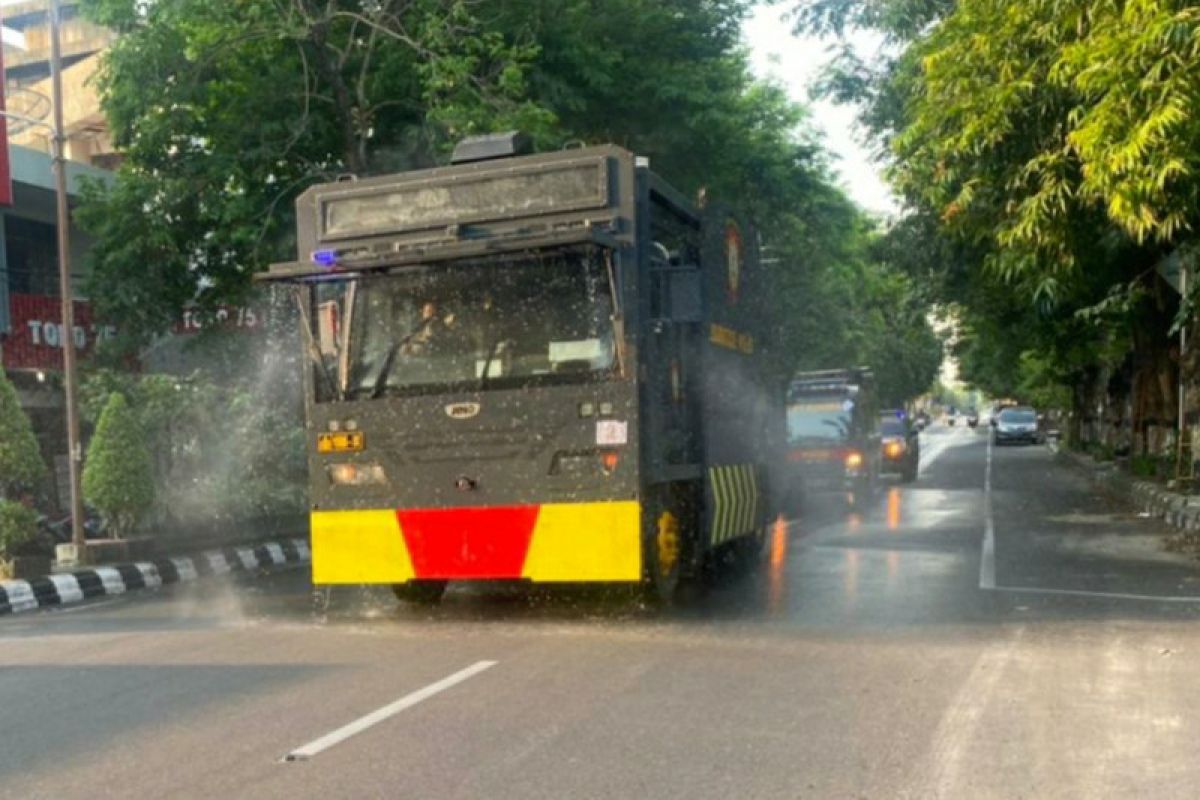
<box><xmin>449</xmin><ymin>131</ymin><xmax>533</xmax><ymax>164</ymax></box>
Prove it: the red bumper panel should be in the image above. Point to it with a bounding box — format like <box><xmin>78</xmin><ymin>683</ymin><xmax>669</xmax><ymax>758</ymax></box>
<box><xmin>397</xmin><ymin>506</ymin><xmax>541</xmax><ymax>579</ymax></box>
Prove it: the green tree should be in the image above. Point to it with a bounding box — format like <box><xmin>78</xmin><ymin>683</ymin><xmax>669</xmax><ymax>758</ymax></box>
<box><xmin>82</xmin><ymin>392</ymin><xmax>155</xmax><ymax>537</ymax></box>
<box><xmin>78</xmin><ymin>0</ymin><xmax>552</xmax><ymax>346</ymax></box>
<box><xmin>0</xmin><ymin>500</ymin><xmax>38</xmax><ymax>560</ymax></box>
<box><xmin>789</xmin><ymin>0</ymin><xmax>1196</xmax><ymax>430</ymax></box>
<box><xmin>79</xmin><ymin>0</ymin><xmax>941</xmax><ymax>407</ymax></box>
<box><xmin>0</xmin><ymin>370</ymin><xmax>46</xmax><ymax>499</ymax></box>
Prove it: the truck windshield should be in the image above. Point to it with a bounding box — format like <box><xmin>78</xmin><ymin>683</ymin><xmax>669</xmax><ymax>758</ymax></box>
<box><xmin>787</xmin><ymin>398</ymin><xmax>852</xmax><ymax>443</ymax></box>
<box><xmin>312</xmin><ymin>249</ymin><xmax>616</xmax><ymax>401</ymax></box>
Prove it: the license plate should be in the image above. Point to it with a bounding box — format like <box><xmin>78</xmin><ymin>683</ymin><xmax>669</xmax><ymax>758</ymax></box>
<box><xmin>317</xmin><ymin>431</ymin><xmax>364</xmax><ymax>453</ymax></box>
<box><xmin>789</xmin><ymin>448</ymin><xmax>833</xmax><ymax>462</ymax></box>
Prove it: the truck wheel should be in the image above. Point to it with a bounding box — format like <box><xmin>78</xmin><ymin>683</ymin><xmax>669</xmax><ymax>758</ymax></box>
<box><xmin>645</xmin><ymin>507</ymin><xmax>682</xmax><ymax>605</ymax></box>
<box><xmin>392</xmin><ymin>580</ymin><xmax>447</xmax><ymax>605</ymax></box>
<box><xmin>901</xmin><ymin>463</ymin><xmax>918</xmax><ymax>483</ymax></box>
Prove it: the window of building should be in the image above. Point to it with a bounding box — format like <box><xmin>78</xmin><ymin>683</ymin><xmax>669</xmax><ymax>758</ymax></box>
<box><xmin>5</xmin><ymin>216</ymin><xmax>59</xmax><ymax>296</ymax></box>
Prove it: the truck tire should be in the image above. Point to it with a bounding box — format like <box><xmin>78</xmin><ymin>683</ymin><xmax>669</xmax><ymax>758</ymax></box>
<box><xmin>392</xmin><ymin>580</ymin><xmax>448</xmax><ymax>605</ymax></box>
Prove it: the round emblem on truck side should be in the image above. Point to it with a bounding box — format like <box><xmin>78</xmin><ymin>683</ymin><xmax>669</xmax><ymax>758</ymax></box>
<box><xmin>725</xmin><ymin>220</ymin><xmax>743</xmax><ymax>305</ymax></box>
<box><xmin>445</xmin><ymin>402</ymin><xmax>481</xmax><ymax>419</ymax></box>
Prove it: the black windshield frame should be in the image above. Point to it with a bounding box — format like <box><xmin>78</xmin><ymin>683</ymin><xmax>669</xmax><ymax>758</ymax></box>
<box><xmin>309</xmin><ymin>246</ymin><xmax>619</xmax><ymax>402</ymax></box>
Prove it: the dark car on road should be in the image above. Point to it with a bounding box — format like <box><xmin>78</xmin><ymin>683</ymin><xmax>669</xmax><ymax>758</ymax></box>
<box><xmin>966</xmin><ymin>408</ymin><xmax>980</xmax><ymax>428</ymax></box>
<box><xmin>993</xmin><ymin>406</ymin><xmax>1040</xmax><ymax>445</ymax></box>
<box><xmin>785</xmin><ymin>369</ymin><xmax>881</xmax><ymax>508</ymax></box>
<box><xmin>879</xmin><ymin>411</ymin><xmax>919</xmax><ymax>482</ymax></box>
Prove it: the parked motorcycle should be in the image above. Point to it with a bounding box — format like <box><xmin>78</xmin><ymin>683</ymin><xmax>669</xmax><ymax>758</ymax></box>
<box><xmin>35</xmin><ymin>507</ymin><xmax>108</xmax><ymax>553</ymax></box>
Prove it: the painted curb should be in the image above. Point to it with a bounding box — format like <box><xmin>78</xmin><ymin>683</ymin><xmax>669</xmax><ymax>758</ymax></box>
<box><xmin>0</xmin><ymin>538</ymin><xmax>311</xmax><ymax>617</ymax></box>
<box><xmin>1062</xmin><ymin>448</ymin><xmax>1200</xmax><ymax>534</ymax></box>
<box><xmin>1129</xmin><ymin>480</ymin><xmax>1200</xmax><ymax>533</ymax></box>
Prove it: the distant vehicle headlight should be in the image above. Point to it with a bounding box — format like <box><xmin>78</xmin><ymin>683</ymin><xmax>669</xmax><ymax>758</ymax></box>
<box><xmin>327</xmin><ymin>463</ymin><xmax>388</xmax><ymax>486</ymax></box>
<box><xmin>845</xmin><ymin>451</ymin><xmax>864</xmax><ymax>469</ymax></box>
<box><xmin>884</xmin><ymin>440</ymin><xmax>905</xmax><ymax>458</ymax></box>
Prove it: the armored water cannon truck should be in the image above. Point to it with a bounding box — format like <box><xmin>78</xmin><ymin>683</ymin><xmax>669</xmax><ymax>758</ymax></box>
<box><xmin>257</xmin><ymin>132</ymin><xmax>777</xmax><ymax>602</ymax></box>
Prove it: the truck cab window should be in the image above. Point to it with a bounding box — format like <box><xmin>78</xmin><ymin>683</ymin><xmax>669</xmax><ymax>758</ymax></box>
<box><xmin>310</xmin><ymin>248</ymin><xmax>616</xmax><ymax>401</ymax></box>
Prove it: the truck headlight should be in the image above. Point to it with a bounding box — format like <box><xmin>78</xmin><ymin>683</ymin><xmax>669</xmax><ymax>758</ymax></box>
<box><xmin>327</xmin><ymin>463</ymin><xmax>388</xmax><ymax>486</ymax></box>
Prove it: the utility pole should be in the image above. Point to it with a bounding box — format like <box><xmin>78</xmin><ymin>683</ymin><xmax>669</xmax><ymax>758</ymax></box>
<box><xmin>48</xmin><ymin>0</ymin><xmax>86</xmax><ymax>559</ymax></box>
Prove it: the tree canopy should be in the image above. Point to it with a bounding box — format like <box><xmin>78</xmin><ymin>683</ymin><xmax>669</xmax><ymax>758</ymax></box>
<box><xmin>789</xmin><ymin>0</ymin><xmax>1199</xmax><ymax>429</ymax></box>
<box><xmin>79</xmin><ymin>0</ymin><xmax>940</xmax><ymax>405</ymax></box>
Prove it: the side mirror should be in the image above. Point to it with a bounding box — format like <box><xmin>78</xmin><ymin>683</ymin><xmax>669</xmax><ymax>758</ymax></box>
<box><xmin>990</xmin><ymin>419</ymin><xmax>998</xmax><ymax>427</ymax></box>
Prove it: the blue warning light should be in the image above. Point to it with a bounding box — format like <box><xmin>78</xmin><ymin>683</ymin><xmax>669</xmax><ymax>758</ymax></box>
<box><xmin>311</xmin><ymin>249</ymin><xmax>338</xmax><ymax>268</ymax></box>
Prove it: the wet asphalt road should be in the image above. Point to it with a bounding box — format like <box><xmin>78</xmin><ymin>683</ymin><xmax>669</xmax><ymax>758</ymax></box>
<box><xmin>5</xmin><ymin>424</ymin><xmax>1200</xmax><ymax>799</ymax></box>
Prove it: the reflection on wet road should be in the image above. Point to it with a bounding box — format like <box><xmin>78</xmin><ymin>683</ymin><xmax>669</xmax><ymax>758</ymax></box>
<box><xmin>8</xmin><ymin>424</ymin><xmax>1200</xmax><ymax>799</ymax></box>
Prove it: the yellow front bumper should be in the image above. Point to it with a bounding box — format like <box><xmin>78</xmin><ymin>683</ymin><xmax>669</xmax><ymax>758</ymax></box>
<box><xmin>310</xmin><ymin>500</ymin><xmax>642</xmax><ymax>584</ymax></box>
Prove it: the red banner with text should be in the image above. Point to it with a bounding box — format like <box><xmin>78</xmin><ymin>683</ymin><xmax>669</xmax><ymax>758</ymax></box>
<box><xmin>3</xmin><ymin>294</ymin><xmax>114</xmax><ymax>370</ymax></box>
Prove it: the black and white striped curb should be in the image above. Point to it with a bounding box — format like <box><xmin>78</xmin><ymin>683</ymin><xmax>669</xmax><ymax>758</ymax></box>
<box><xmin>1131</xmin><ymin>481</ymin><xmax>1200</xmax><ymax>532</ymax></box>
<box><xmin>0</xmin><ymin>538</ymin><xmax>310</xmax><ymax>617</ymax></box>
<box><xmin>1061</xmin><ymin>447</ymin><xmax>1200</xmax><ymax>534</ymax></box>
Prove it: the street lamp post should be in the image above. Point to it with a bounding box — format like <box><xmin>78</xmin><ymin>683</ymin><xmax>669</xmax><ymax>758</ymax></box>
<box><xmin>47</xmin><ymin>0</ymin><xmax>86</xmax><ymax>558</ymax></box>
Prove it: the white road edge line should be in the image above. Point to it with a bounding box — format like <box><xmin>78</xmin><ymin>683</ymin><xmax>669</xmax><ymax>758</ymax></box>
<box><xmin>283</xmin><ymin>660</ymin><xmax>498</xmax><ymax>762</ymax></box>
<box><xmin>993</xmin><ymin>585</ymin><xmax>1200</xmax><ymax>604</ymax></box>
<box><xmin>979</xmin><ymin>432</ymin><xmax>996</xmax><ymax>590</ymax></box>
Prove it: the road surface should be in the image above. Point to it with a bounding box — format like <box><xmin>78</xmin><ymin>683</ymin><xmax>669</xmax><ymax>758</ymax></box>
<box><xmin>5</xmin><ymin>424</ymin><xmax>1200</xmax><ymax>799</ymax></box>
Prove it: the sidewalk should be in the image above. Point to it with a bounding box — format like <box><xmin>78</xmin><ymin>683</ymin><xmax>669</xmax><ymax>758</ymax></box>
<box><xmin>1057</xmin><ymin>446</ymin><xmax>1200</xmax><ymax>533</ymax></box>
<box><xmin>0</xmin><ymin>537</ymin><xmax>311</xmax><ymax>616</ymax></box>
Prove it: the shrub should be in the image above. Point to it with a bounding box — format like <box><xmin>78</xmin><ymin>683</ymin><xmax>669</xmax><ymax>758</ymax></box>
<box><xmin>0</xmin><ymin>499</ymin><xmax>38</xmax><ymax>559</ymax></box>
<box><xmin>0</xmin><ymin>370</ymin><xmax>46</xmax><ymax>498</ymax></box>
<box><xmin>82</xmin><ymin>393</ymin><xmax>154</xmax><ymax>537</ymax></box>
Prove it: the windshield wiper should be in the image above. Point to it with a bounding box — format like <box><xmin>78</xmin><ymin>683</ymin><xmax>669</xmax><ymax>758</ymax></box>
<box><xmin>477</xmin><ymin>337</ymin><xmax>510</xmax><ymax>390</ymax></box>
<box><xmin>293</xmin><ymin>288</ymin><xmax>341</xmax><ymax>401</ymax></box>
<box><xmin>369</xmin><ymin>323</ymin><xmax>428</xmax><ymax>399</ymax></box>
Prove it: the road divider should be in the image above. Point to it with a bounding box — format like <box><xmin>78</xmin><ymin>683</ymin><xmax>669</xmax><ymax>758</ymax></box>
<box><xmin>0</xmin><ymin>538</ymin><xmax>311</xmax><ymax>617</ymax></box>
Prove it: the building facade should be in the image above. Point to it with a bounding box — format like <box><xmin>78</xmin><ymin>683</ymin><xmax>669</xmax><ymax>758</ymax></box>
<box><xmin>0</xmin><ymin>143</ymin><xmax>112</xmax><ymax>510</ymax></box>
<box><xmin>0</xmin><ymin>2</ymin><xmax>116</xmax><ymax>510</ymax></box>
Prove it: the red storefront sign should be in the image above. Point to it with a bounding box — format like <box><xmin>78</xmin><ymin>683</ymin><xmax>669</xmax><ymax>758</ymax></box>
<box><xmin>174</xmin><ymin>305</ymin><xmax>263</xmax><ymax>334</ymax></box>
<box><xmin>3</xmin><ymin>294</ymin><xmax>114</xmax><ymax>370</ymax></box>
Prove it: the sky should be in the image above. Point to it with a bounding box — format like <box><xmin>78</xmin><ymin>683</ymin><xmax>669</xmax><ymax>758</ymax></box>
<box><xmin>742</xmin><ymin>5</ymin><xmax>899</xmax><ymax>217</ymax></box>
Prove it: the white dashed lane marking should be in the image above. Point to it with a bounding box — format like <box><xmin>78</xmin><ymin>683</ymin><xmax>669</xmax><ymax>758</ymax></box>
<box><xmin>283</xmin><ymin>660</ymin><xmax>498</xmax><ymax>762</ymax></box>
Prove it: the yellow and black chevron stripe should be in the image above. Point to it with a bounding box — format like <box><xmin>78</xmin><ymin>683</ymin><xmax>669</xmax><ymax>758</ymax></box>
<box><xmin>708</xmin><ymin>464</ymin><xmax>760</xmax><ymax>545</ymax></box>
